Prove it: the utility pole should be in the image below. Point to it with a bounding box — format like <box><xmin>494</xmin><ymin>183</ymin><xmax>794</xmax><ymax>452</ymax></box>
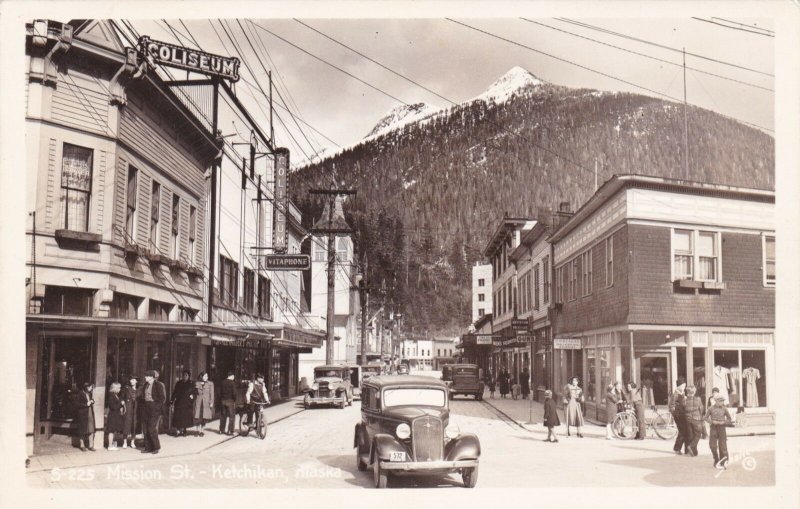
<box><xmin>310</xmin><ymin>186</ymin><xmax>356</xmax><ymax>365</ymax></box>
<box><xmin>594</xmin><ymin>159</ymin><xmax>598</xmax><ymax>192</ymax></box>
<box><xmin>207</xmin><ymin>78</ymin><xmax>220</xmax><ymax>324</ymax></box>
<box><xmin>683</xmin><ymin>47</ymin><xmax>689</xmax><ymax>181</ymax></box>
<box><xmin>357</xmin><ymin>257</ymin><xmax>371</xmax><ymax>366</ymax></box>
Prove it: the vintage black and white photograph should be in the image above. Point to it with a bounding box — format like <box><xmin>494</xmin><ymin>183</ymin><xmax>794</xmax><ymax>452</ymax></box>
<box><xmin>2</xmin><ymin>0</ymin><xmax>799</xmax><ymax>505</ymax></box>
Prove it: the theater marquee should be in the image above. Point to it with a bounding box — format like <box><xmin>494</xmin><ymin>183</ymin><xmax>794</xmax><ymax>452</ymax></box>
<box><xmin>137</xmin><ymin>36</ymin><xmax>240</xmax><ymax>82</ymax></box>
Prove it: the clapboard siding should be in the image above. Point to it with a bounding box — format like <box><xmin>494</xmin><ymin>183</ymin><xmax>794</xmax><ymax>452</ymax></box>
<box><xmin>118</xmin><ymin>105</ymin><xmax>205</xmax><ymax>199</ymax></box>
<box><xmin>179</xmin><ymin>200</ymin><xmax>190</xmax><ymax>263</ymax></box>
<box><xmin>52</xmin><ymin>71</ymin><xmax>109</xmax><ymax>135</ymax></box>
<box><xmin>45</xmin><ymin>138</ymin><xmax>58</xmax><ymax>231</ymax></box>
<box><xmin>95</xmin><ymin>150</ymin><xmax>106</xmax><ymax>235</ymax></box>
<box><xmin>195</xmin><ymin>199</ymin><xmax>205</xmax><ymax>268</ymax></box>
<box><xmin>112</xmin><ymin>155</ymin><xmax>128</xmax><ymax>244</ymax></box>
<box><xmin>159</xmin><ymin>186</ymin><xmax>172</xmax><ymax>254</ymax></box>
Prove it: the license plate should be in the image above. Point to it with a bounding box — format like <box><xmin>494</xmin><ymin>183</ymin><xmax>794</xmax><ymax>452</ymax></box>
<box><xmin>390</xmin><ymin>451</ymin><xmax>406</xmax><ymax>462</ymax></box>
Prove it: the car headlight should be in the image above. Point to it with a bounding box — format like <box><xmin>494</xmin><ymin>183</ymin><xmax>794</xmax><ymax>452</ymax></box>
<box><xmin>396</xmin><ymin>423</ymin><xmax>411</xmax><ymax>440</ymax></box>
<box><xmin>445</xmin><ymin>423</ymin><xmax>460</xmax><ymax>439</ymax></box>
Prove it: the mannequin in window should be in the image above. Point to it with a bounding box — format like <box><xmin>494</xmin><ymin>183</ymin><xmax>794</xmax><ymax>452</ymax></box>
<box><xmin>742</xmin><ymin>367</ymin><xmax>761</xmax><ymax>407</ymax></box>
<box><xmin>712</xmin><ymin>365</ymin><xmax>731</xmax><ymax>405</ymax></box>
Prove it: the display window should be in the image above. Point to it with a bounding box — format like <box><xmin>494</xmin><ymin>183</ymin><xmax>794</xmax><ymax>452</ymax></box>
<box><xmin>713</xmin><ymin>349</ymin><xmax>766</xmax><ymax>409</ymax></box>
<box><xmin>40</xmin><ymin>337</ymin><xmax>93</xmax><ymax>426</ymax></box>
<box><xmin>105</xmin><ymin>336</ymin><xmax>134</xmax><ymax>389</ymax></box>
<box><xmin>585</xmin><ymin>349</ymin><xmax>597</xmax><ymax>403</ymax></box>
<box><xmin>599</xmin><ymin>349</ymin><xmax>611</xmax><ymax>404</ymax></box>
<box><xmin>639</xmin><ymin>355</ymin><xmax>670</xmax><ymax>406</ymax></box>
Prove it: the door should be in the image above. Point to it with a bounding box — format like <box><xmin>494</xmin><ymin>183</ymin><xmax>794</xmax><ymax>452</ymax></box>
<box><xmin>638</xmin><ymin>354</ymin><xmax>671</xmax><ymax>406</ymax></box>
<box><xmin>39</xmin><ymin>336</ymin><xmax>94</xmax><ymax>436</ymax></box>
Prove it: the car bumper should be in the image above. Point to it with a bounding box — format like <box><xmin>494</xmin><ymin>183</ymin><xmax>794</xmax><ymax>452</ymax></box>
<box><xmin>379</xmin><ymin>459</ymin><xmax>479</xmax><ymax>471</ymax></box>
<box><xmin>306</xmin><ymin>397</ymin><xmax>344</xmax><ymax>405</ymax></box>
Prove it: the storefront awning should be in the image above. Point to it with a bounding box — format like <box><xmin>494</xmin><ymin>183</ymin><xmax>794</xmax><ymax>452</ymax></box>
<box><xmin>260</xmin><ymin>323</ymin><xmax>325</xmax><ymax>350</ymax></box>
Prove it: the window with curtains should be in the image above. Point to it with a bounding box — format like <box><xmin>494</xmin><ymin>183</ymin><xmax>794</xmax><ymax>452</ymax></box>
<box><xmin>125</xmin><ymin>166</ymin><xmax>138</xmax><ymax>242</ymax></box>
<box><xmin>60</xmin><ymin>144</ymin><xmax>93</xmax><ymax>232</ymax></box>
<box><xmin>188</xmin><ymin>205</ymin><xmax>196</xmax><ymax>265</ymax></box>
<box><xmin>219</xmin><ymin>255</ymin><xmax>239</xmax><ymax>307</ymax></box>
<box><xmin>171</xmin><ymin>194</ymin><xmax>180</xmax><ymax>259</ymax></box>
<box><xmin>763</xmin><ymin>235</ymin><xmax>775</xmax><ymax>286</ymax></box>
<box><xmin>150</xmin><ymin>181</ymin><xmax>160</xmax><ymax>247</ymax></box>
<box><xmin>672</xmin><ymin>229</ymin><xmax>721</xmax><ymax>282</ymax></box>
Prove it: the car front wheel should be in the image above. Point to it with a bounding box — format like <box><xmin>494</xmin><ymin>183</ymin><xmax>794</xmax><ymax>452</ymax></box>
<box><xmin>373</xmin><ymin>459</ymin><xmax>388</xmax><ymax>488</ymax></box>
<box><xmin>462</xmin><ymin>465</ymin><xmax>479</xmax><ymax>488</ymax></box>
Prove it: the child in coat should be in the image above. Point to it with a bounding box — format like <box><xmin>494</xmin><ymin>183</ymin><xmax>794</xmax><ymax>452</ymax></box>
<box><xmin>543</xmin><ymin>390</ymin><xmax>560</xmax><ymax>443</ymax></box>
<box><xmin>511</xmin><ymin>378</ymin><xmax>521</xmax><ymax>400</ymax></box>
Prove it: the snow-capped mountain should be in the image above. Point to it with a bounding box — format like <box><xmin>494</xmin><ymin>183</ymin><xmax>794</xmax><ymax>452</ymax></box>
<box><xmin>469</xmin><ymin>66</ymin><xmax>545</xmax><ymax>105</ymax></box>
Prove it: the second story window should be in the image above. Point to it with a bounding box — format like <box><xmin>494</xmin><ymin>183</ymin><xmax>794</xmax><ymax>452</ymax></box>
<box><xmin>763</xmin><ymin>235</ymin><xmax>775</xmax><ymax>286</ymax></box>
<box><xmin>555</xmin><ymin>266</ymin><xmax>563</xmax><ymax>304</ymax></box>
<box><xmin>125</xmin><ymin>166</ymin><xmax>138</xmax><ymax>242</ymax></box>
<box><xmin>257</xmin><ymin>275</ymin><xmax>271</xmax><ymax>318</ymax></box>
<box><xmin>478</xmin><ymin>293</ymin><xmax>485</xmax><ymax>302</ymax></box>
<box><xmin>534</xmin><ymin>264</ymin><xmax>540</xmax><ymax>311</ymax></box>
<box><xmin>188</xmin><ymin>205</ymin><xmax>197</xmax><ymax>265</ymax></box>
<box><xmin>478</xmin><ymin>278</ymin><xmax>485</xmax><ymax>287</ymax></box>
<box><xmin>581</xmin><ymin>249</ymin><xmax>593</xmax><ymax>297</ymax></box>
<box><xmin>673</xmin><ymin>229</ymin><xmax>694</xmax><ymax>280</ymax></box>
<box><xmin>605</xmin><ymin>237</ymin><xmax>614</xmax><ymax>288</ymax></box>
<box><xmin>243</xmin><ymin>268</ymin><xmax>255</xmax><ymax>314</ymax></box>
<box><xmin>543</xmin><ymin>256</ymin><xmax>550</xmax><ymax>304</ymax></box>
<box><xmin>672</xmin><ymin>229</ymin><xmax>721</xmax><ymax>282</ymax></box>
<box><xmin>219</xmin><ymin>255</ymin><xmax>239</xmax><ymax>307</ymax></box>
<box><xmin>61</xmin><ymin>144</ymin><xmax>93</xmax><ymax>232</ymax></box>
<box><xmin>171</xmin><ymin>194</ymin><xmax>180</xmax><ymax>260</ymax></box>
<box><xmin>150</xmin><ymin>181</ymin><xmax>160</xmax><ymax>248</ymax></box>
<box><xmin>569</xmin><ymin>259</ymin><xmax>578</xmax><ymax>301</ymax></box>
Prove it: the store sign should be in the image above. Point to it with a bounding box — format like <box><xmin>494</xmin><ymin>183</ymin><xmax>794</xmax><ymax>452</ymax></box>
<box><xmin>554</xmin><ymin>338</ymin><xmax>582</xmax><ymax>350</ymax></box>
<box><xmin>261</xmin><ymin>254</ymin><xmax>310</xmax><ymax>271</ymax></box>
<box><xmin>272</xmin><ymin>148</ymin><xmax>289</xmax><ymax>254</ymax></box>
<box><xmin>511</xmin><ymin>319</ymin><xmax>529</xmax><ymax>329</ymax></box>
<box><xmin>475</xmin><ymin>334</ymin><xmax>494</xmax><ymax>345</ymax></box>
<box><xmin>516</xmin><ymin>329</ymin><xmax>531</xmax><ymax>336</ymax></box>
<box><xmin>138</xmin><ymin>36</ymin><xmax>240</xmax><ymax>82</ymax></box>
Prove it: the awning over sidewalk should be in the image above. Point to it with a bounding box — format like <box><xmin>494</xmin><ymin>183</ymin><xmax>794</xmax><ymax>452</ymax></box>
<box><xmin>262</xmin><ymin>323</ymin><xmax>325</xmax><ymax>351</ymax></box>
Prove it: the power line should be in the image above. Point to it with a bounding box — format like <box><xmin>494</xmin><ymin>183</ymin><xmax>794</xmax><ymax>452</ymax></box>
<box><xmin>447</xmin><ymin>18</ymin><xmax>773</xmax><ymax>133</ymax></box>
<box><xmin>555</xmin><ymin>18</ymin><xmax>774</xmax><ymax>78</ymax></box>
<box><xmin>711</xmin><ymin>17</ymin><xmax>773</xmax><ymax>34</ymax></box>
<box><xmin>519</xmin><ymin>18</ymin><xmax>773</xmax><ymax>92</ymax></box>
<box><xmin>691</xmin><ymin>17</ymin><xmax>774</xmax><ymax>37</ymax></box>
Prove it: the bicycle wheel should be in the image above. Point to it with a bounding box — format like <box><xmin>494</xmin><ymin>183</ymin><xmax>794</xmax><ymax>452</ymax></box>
<box><xmin>239</xmin><ymin>411</ymin><xmax>250</xmax><ymax>436</ymax></box>
<box><xmin>612</xmin><ymin>413</ymin><xmax>637</xmax><ymax>440</ymax></box>
<box><xmin>653</xmin><ymin>412</ymin><xmax>677</xmax><ymax>440</ymax></box>
<box><xmin>257</xmin><ymin>411</ymin><xmax>267</xmax><ymax>439</ymax></box>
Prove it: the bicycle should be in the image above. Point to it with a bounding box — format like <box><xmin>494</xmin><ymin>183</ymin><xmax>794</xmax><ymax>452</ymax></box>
<box><xmin>239</xmin><ymin>401</ymin><xmax>270</xmax><ymax>439</ymax></box>
<box><xmin>612</xmin><ymin>403</ymin><xmax>677</xmax><ymax>440</ymax></box>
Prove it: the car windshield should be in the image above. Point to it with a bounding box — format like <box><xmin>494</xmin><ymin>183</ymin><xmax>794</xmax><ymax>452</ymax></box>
<box><xmin>315</xmin><ymin>370</ymin><xmax>342</xmax><ymax>378</ymax></box>
<box><xmin>454</xmin><ymin>367</ymin><xmax>477</xmax><ymax>375</ymax></box>
<box><xmin>383</xmin><ymin>388</ymin><xmax>446</xmax><ymax>408</ymax></box>
<box><xmin>364</xmin><ymin>367</ymin><xmax>381</xmax><ymax>374</ymax></box>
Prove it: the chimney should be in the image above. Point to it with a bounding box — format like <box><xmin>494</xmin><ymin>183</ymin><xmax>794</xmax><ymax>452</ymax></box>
<box><xmin>552</xmin><ymin>201</ymin><xmax>574</xmax><ymax>230</ymax></box>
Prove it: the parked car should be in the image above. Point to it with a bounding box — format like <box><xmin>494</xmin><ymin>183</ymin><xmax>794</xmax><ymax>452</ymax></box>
<box><xmin>353</xmin><ymin>375</ymin><xmax>481</xmax><ymax>488</ymax></box>
<box><xmin>350</xmin><ymin>366</ymin><xmax>363</xmax><ymax>400</ymax></box>
<box><xmin>304</xmin><ymin>365</ymin><xmax>354</xmax><ymax>409</ymax></box>
<box><xmin>441</xmin><ymin>364</ymin><xmax>484</xmax><ymax>400</ymax></box>
<box><xmin>396</xmin><ymin>364</ymin><xmax>410</xmax><ymax>375</ymax></box>
<box><xmin>363</xmin><ymin>363</ymin><xmax>383</xmax><ymax>379</ymax></box>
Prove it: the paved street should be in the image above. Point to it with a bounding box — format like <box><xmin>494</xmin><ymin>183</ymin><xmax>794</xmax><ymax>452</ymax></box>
<box><xmin>27</xmin><ymin>386</ymin><xmax>774</xmax><ymax>489</ymax></box>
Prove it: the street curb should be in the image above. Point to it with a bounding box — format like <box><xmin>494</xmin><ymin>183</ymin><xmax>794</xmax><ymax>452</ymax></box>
<box><xmin>26</xmin><ymin>403</ymin><xmax>307</xmax><ymax>474</ymax></box>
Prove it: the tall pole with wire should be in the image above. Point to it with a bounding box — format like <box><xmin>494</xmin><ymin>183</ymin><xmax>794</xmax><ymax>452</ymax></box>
<box><xmin>683</xmin><ymin>47</ymin><xmax>689</xmax><ymax>181</ymax></box>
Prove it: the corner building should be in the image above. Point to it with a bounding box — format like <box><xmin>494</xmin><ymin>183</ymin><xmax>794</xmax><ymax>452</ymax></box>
<box><xmin>549</xmin><ymin>175</ymin><xmax>775</xmax><ymax>426</ymax></box>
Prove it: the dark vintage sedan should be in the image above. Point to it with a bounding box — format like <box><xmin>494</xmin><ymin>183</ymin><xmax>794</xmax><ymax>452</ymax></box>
<box><xmin>304</xmin><ymin>365</ymin><xmax>354</xmax><ymax>409</ymax></box>
<box><xmin>353</xmin><ymin>375</ymin><xmax>481</xmax><ymax>488</ymax></box>
<box><xmin>441</xmin><ymin>364</ymin><xmax>485</xmax><ymax>400</ymax></box>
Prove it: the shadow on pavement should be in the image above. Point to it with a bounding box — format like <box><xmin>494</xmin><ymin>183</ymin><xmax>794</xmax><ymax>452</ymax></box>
<box><xmin>316</xmin><ymin>454</ymin><xmax>465</xmax><ymax>489</ymax></box>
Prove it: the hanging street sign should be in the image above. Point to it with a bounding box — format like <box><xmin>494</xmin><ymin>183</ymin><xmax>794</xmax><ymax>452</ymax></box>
<box><xmin>272</xmin><ymin>148</ymin><xmax>290</xmax><ymax>254</ymax></box>
<box><xmin>259</xmin><ymin>254</ymin><xmax>310</xmax><ymax>271</ymax></box>
<box><xmin>137</xmin><ymin>36</ymin><xmax>240</xmax><ymax>82</ymax></box>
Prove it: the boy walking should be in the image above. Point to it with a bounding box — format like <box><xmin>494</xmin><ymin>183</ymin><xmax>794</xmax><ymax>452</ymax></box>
<box><xmin>704</xmin><ymin>395</ymin><xmax>733</xmax><ymax>469</ymax></box>
<box><xmin>542</xmin><ymin>390</ymin><xmax>560</xmax><ymax>443</ymax></box>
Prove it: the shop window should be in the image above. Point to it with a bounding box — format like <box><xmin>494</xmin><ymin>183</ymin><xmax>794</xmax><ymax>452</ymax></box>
<box><xmin>581</xmin><ymin>250</ymin><xmax>592</xmax><ymax>297</ymax></box>
<box><xmin>150</xmin><ymin>181</ymin><xmax>160</xmax><ymax>248</ymax></box>
<box><xmin>713</xmin><ymin>349</ymin><xmax>766</xmax><ymax>409</ymax></box>
<box><xmin>693</xmin><ymin>348</ymin><xmax>707</xmax><ymax>398</ymax></box>
<box><xmin>171</xmin><ymin>194</ymin><xmax>180</xmax><ymax>259</ymax></box>
<box><xmin>585</xmin><ymin>349</ymin><xmax>597</xmax><ymax>403</ymax></box>
<box><xmin>60</xmin><ymin>143</ymin><xmax>93</xmax><ymax>232</ymax></box>
<box><xmin>640</xmin><ymin>355</ymin><xmax>670</xmax><ymax>406</ymax></box>
<box><xmin>763</xmin><ymin>235</ymin><xmax>775</xmax><ymax>286</ymax></box>
<box><xmin>174</xmin><ymin>343</ymin><xmax>192</xmax><ymax>384</ymax></box>
<box><xmin>148</xmin><ymin>299</ymin><xmax>173</xmax><ymax>321</ymax></box>
<box><xmin>178</xmin><ymin>306</ymin><xmax>198</xmax><ymax>322</ymax></box>
<box><xmin>741</xmin><ymin>350</ymin><xmax>766</xmax><ymax>408</ymax></box>
<box><xmin>125</xmin><ymin>166</ymin><xmax>138</xmax><ymax>242</ymax></box>
<box><xmin>40</xmin><ymin>337</ymin><xmax>93</xmax><ymax>424</ymax></box>
<box><xmin>43</xmin><ymin>285</ymin><xmax>94</xmax><ymax>316</ymax></box>
<box><xmin>110</xmin><ymin>292</ymin><xmax>141</xmax><ymax>319</ymax></box>
<box><xmin>106</xmin><ymin>337</ymin><xmax>134</xmax><ymax>389</ymax></box>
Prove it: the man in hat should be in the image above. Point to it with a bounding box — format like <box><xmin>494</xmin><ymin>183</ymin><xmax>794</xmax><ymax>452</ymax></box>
<box><xmin>668</xmin><ymin>378</ymin><xmax>689</xmax><ymax>455</ymax></box>
<box><xmin>219</xmin><ymin>372</ymin><xmax>237</xmax><ymax>436</ymax></box>
<box><xmin>704</xmin><ymin>395</ymin><xmax>733</xmax><ymax>469</ymax></box>
<box><xmin>140</xmin><ymin>370</ymin><xmax>166</xmax><ymax>454</ymax></box>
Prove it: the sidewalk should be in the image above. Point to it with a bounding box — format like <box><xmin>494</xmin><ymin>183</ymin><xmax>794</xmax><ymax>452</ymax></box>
<box><xmin>26</xmin><ymin>396</ymin><xmax>306</xmax><ymax>473</ymax></box>
<box><xmin>482</xmin><ymin>395</ymin><xmax>775</xmax><ymax>438</ymax></box>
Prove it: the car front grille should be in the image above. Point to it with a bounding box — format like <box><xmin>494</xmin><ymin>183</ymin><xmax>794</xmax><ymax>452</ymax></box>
<box><xmin>317</xmin><ymin>382</ymin><xmax>330</xmax><ymax>398</ymax></box>
<box><xmin>412</xmin><ymin>416</ymin><xmax>443</xmax><ymax>462</ymax></box>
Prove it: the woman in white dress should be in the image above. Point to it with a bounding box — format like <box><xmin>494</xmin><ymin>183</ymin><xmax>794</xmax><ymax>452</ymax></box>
<box><xmin>563</xmin><ymin>376</ymin><xmax>585</xmax><ymax>438</ymax></box>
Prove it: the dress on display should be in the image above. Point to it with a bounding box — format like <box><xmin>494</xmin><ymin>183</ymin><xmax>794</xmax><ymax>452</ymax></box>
<box><xmin>742</xmin><ymin>367</ymin><xmax>761</xmax><ymax>407</ymax></box>
<box><xmin>728</xmin><ymin>367</ymin><xmax>741</xmax><ymax>406</ymax></box>
<box><xmin>712</xmin><ymin>366</ymin><xmax>731</xmax><ymax>405</ymax></box>
<box><xmin>563</xmin><ymin>384</ymin><xmax>585</xmax><ymax>427</ymax></box>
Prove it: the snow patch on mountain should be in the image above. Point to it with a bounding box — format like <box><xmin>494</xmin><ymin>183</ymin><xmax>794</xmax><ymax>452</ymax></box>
<box><xmin>470</xmin><ymin>66</ymin><xmax>544</xmax><ymax>105</ymax></box>
<box><xmin>366</xmin><ymin>103</ymin><xmax>440</xmax><ymax>139</ymax></box>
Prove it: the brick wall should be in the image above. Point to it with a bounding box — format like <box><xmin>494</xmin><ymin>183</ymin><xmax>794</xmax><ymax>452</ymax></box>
<box><xmin>552</xmin><ymin>227</ymin><xmax>630</xmax><ymax>335</ymax></box>
<box><xmin>627</xmin><ymin>224</ymin><xmax>774</xmax><ymax>327</ymax></box>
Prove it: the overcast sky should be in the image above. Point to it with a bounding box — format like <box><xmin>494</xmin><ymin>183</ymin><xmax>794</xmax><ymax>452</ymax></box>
<box><xmin>129</xmin><ymin>17</ymin><xmax>774</xmax><ymax>164</ymax></box>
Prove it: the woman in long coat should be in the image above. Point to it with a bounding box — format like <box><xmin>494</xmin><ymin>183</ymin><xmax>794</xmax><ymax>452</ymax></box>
<box><xmin>563</xmin><ymin>376</ymin><xmax>585</xmax><ymax>437</ymax></box>
<box><xmin>120</xmin><ymin>376</ymin><xmax>139</xmax><ymax>449</ymax></box>
<box><xmin>498</xmin><ymin>370</ymin><xmax>511</xmax><ymax>399</ymax></box>
<box><xmin>520</xmin><ymin>368</ymin><xmax>531</xmax><ymax>400</ymax></box>
<box><xmin>171</xmin><ymin>370</ymin><xmax>195</xmax><ymax>436</ymax></box>
<box><xmin>73</xmin><ymin>382</ymin><xmax>96</xmax><ymax>451</ymax></box>
<box><xmin>105</xmin><ymin>382</ymin><xmax>125</xmax><ymax>450</ymax></box>
<box><xmin>193</xmin><ymin>372</ymin><xmax>214</xmax><ymax>436</ymax></box>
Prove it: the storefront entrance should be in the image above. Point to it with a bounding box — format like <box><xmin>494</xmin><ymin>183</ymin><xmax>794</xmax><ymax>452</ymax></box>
<box><xmin>637</xmin><ymin>354</ymin><xmax>671</xmax><ymax>406</ymax></box>
<box><xmin>38</xmin><ymin>335</ymin><xmax>94</xmax><ymax>437</ymax></box>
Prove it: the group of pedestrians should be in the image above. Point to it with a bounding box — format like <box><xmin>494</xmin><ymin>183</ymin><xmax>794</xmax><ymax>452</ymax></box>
<box><xmin>604</xmin><ymin>381</ymin><xmax>646</xmax><ymax>440</ymax></box>
<box><xmin>669</xmin><ymin>378</ymin><xmax>733</xmax><ymax>469</ymax></box>
<box><xmin>485</xmin><ymin>368</ymin><xmax>531</xmax><ymax>400</ymax></box>
<box><xmin>169</xmin><ymin>371</ymin><xmax>215</xmax><ymax>437</ymax></box>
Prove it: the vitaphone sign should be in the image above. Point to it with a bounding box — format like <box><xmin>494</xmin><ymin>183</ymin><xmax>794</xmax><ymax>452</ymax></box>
<box><xmin>138</xmin><ymin>36</ymin><xmax>240</xmax><ymax>82</ymax></box>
